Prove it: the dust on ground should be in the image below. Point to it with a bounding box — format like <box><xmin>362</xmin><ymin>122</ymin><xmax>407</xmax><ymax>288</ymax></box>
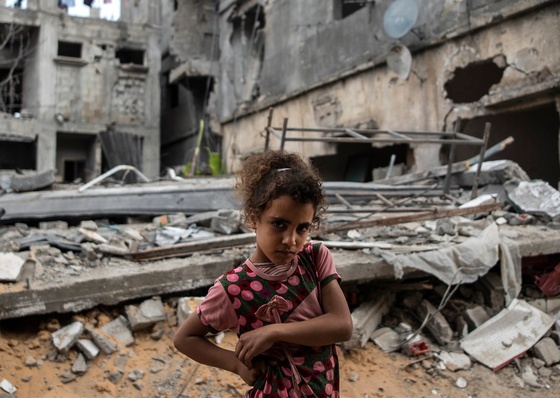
<box><xmin>1</xmin><ymin>304</ymin><xmax>558</xmax><ymax>398</ymax></box>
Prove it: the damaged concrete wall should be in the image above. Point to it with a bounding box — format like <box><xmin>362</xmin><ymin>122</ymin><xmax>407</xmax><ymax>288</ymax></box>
<box><xmin>160</xmin><ymin>0</ymin><xmax>221</xmax><ymax>170</ymax></box>
<box><xmin>217</xmin><ymin>0</ymin><xmax>560</xmax><ymax>186</ymax></box>
<box><xmin>0</xmin><ymin>0</ymin><xmax>162</xmax><ymax>180</ymax></box>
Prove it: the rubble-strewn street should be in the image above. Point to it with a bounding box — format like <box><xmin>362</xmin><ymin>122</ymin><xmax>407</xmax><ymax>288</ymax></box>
<box><xmin>2</xmin><ymin>157</ymin><xmax>560</xmax><ymax>397</ymax></box>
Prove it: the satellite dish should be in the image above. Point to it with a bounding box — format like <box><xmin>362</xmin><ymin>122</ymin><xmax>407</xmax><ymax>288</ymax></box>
<box><xmin>383</xmin><ymin>0</ymin><xmax>419</xmax><ymax>39</ymax></box>
<box><xmin>386</xmin><ymin>45</ymin><xmax>412</xmax><ymax>79</ymax></box>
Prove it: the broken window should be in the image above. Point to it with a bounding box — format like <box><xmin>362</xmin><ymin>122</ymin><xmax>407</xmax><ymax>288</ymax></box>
<box><xmin>0</xmin><ymin>23</ymin><xmax>32</xmax><ymax>114</ymax></box>
<box><xmin>57</xmin><ymin>41</ymin><xmax>82</xmax><ymax>58</ymax></box>
<box><xmin>334</xmin><ymin>0</ymin><xmax>369</xmax><ymax>20</ymax></box>
<box><xmin>444</xmin><ymin>59</ymin><xmax>506</xmax><ymax>103</ymax></box>
<box><xmin>0</xmin><ymin>138</ymin><xmax>36</xmax><ymax>170</ymax></box>
<box><xmin>116</xmin><ymin>48</ymin><xmax>145</xmax><ymax>66</ymax></box>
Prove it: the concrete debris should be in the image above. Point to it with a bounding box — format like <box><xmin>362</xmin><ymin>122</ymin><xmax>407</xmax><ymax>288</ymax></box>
<box><xmin>87</xmin><ymin>328</ymin><xmax>118</xmax><ymax>355</ymax></box>
<box><xmin>0</xmin><ymin>379</ymin><xmax>17</xmax><ymax>395</ymax></box>
<box><xmin>436</xmin><ymin>351</ymin><xmax>472</xmax><ymax>371</ymax></box>
<box><xmin>125</xmin><ymin>297</ymin><xmax>166</xmax><ymax>331</ymax></box>
<box><xmin>533</xmin><ymin>338</ymin><xmax>560</xmax><ymax>366</ymax></box>
<box><xmin>415</xmin><ymin>300</ymin><xmax>454</xmax><ymax>346</ymax></box>
<box><xmin>460</xmin><ymin>299</ymin><xmax>556</xmax><ymax>371</ymax></box>
<box><xmin>76</xmin><ymin>339</ymin><xmax>100</xmax><ymax>359</ymax></box>
<box><xmin>52</xmin><ymin>321</ymin><xmax>84</xmax><ymax>353</ymax></box>
<box><xmin>508</xmin><ymin>180</ymin><xmax>560</xmax><ymax>220</ymax></box>
<box><xmin>9</xmin><ymin>169</ymin><xmax>56</xmax><ymax>193</ymax></box>
<box><xmin>370</xmin><ymin>327</ymin><xmax>401</xmax><ymax>352</ymax></box>
<box><xmin>0</xmin><ymin>252</ymin><xmax>24</xmax><ymax>281</ymax></box>
<box><xmin>455</xmin><ymin>376</ymin><xmax>468</xmax><ymax>389</ymax></box>
<box><xmin>101</xmin><ymin>316</ymin><xmax>135</xmax><ymax>347</ymax></box>
<box><xmin>71</xmin><ymin>353</ymin><xmax>88</xmax><ymax>374</ymax></box>
<box><xmin>177</xmin><ymin>297</ymin><xmax>194</xmax><ymax>326</ymax></box>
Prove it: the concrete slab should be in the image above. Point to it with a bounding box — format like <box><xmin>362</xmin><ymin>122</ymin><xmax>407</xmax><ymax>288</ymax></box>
<box><xmin>0</xmin><ymin>225</ymin><xmax>559</xmax><ymax>321</ymax></box>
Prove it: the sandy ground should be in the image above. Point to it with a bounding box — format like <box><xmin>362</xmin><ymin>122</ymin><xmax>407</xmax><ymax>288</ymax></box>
<box><xmin>1</xmin><ymin>303</ymin><xmax>559</xmax><ymax>398</ymax></box>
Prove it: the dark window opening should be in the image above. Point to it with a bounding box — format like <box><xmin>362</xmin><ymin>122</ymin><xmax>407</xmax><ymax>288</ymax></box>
<box><xmin>58</xmin><ymin>41</ymin><xmax>82</xmax><ymax>58</ymax></box>
<box><xmin>311</xmin><ymin>143</ymin><xmax>409</xmax><ymax>182</ymax></box>
<box><xmin>174</xmin><ymin>0</ymin><xmax>178</xmax><ymax>11</ymax></box>
<box><xmin>0</xmin><ymin>140</ymin><xmax>36</xmax><ymax>169</ymax></box>
<box><xmin>445</xmin><ymin>103</ymin><xmax>559</xmax><ymax>187</ymax></box>
<box><xmin>63</xmin><ymin>160</ymin><xmax>86</xmax><ymax>183</ymax></box>
<box><xmin>116</xmin><ymin>48</ymin><xmax>145</xmax><ymax>65</ymax></box>
<box><xmin>169</xmin><ymin>84</ymin><xmax>179</xmax><ymax>109</ymax></box>
<box><xmin>444</xmin><ymin>59</ymin><xmax>506</xmax><ymax>103</ymax></box>
<box><xmin>0</xmin><ymin>68</ymin><xmax>23</xmax><ymax>114</ymax></box>
<box><xmin>185</xmin><ymin>76</ymin><xmax>214</xmax><ymax>101</ymax></box>
<box><xmin>334</xmin><ymin>0</ymin><xmax>368</xmax><ymax>20</ymax></box>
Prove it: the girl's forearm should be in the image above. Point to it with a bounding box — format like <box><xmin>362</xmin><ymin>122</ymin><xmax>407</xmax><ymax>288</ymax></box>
<box><xmin>177</xmin><ymin>335</ymin><xmax>242</xmax><ymax>375</ymax></box>
<box><xmin>268</xmin><ymin>312</ymin><xmax>353</xmax><ymax>347</ymax></box>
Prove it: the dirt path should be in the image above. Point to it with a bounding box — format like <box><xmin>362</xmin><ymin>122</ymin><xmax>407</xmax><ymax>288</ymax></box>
<box><xmin>1</xmin><ymin>308</ymin><xmax>558</xmax><ymax>398</ymax></box>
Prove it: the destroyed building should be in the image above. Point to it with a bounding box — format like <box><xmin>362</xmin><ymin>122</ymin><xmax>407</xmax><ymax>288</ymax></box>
<box><xmin>0</xmin><ymin>0</ymin><xmax>163</xmax><ymax>181</ymax></box>
<box><xmin>1</xmin><ymin>1</ymin><xmax>560</xmax><ymax>397</ymax></box>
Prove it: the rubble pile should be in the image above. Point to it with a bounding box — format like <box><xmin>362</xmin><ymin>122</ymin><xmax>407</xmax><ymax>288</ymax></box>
<box><xmin>1</xmin><ymin>159</ymin><xmax>560</xmax><ymax>396</ymax></box>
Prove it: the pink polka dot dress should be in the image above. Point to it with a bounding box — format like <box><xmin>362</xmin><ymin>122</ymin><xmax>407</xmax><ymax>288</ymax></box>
<box><xmin>198</xmin><ymin>242</ymin><xmax>341</xmax><ymax>397</ymax></box>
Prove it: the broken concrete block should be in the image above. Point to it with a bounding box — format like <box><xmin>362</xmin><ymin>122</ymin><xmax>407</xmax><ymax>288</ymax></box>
<box><xmin>0</xmin><ymin>378</ymin><xmax>17</xmax><ymax>394</ymax></box>
<box><xmin>99</xmin><ymin>240</ymin><xmax>129</xmax><ymax>257</ymax></box>
<box><xmin>10</xmin><ymin>169</ymin><xmax>55</xmax><ymax>192</ymax></box>
<box><xmin>415</xmin><ymin>300</ymin><xmax>454</xmax><ymax>346</ymax></box>
<box><xmin>342</xmin><ymin>292</ymin><xmax>395</xmax><ymax>350</ymax></box>
<box><xmin>508</xmin><ymin>180</ymin><xmax>560</xmax><ymax>219</ymax></box>
<box><xmin>125</xmin><ymin>297</ymin><xmax>166</xmax><ymax>331</ymax></box>
<box><xmin>533</xmin><ymin>337</ymin><xmax>560</xmax><ymax>366</ymax></box>
<box><xmin>437</xmin><ymin>351</ymin><xmax>472</xmax><ymax>371</ymax></box>
<box><xmin>52</xmin><ymin>321</ymin><xmax>84</xmax><ymax>353</ymax></box>
<box><xmin>87</xmin><ymin>328</ymin><xmax>118</xmax><ymax>355</ymax></box>
<box><xmin>0</xmin><ymin>252</ymin><xmax>25</xmax><ymax>282</ymax></box>
<box><xmin>370</xmin><ymin>327</ymin><xmax>401</xmax><ymax>352</ymax></box>
<box><xmin>463</xmin><ymin>306</ymin><xmax>491</xmax><ymax>331</ymax></box>
<box><xmin>453</xmin><ymin>160</ymin><xmax>530</xmax><ymax>188</ymax></box>
<box><xmin>477</xmin><ymin>272</ymin><xmax>505</xmax><ymax>311</ymax></box>
<box><xmin>76</xmin><ymin>339</ymin><xmax>100</xmax><ymax>359</ymax></box>
<box><xmin>101</xmin><ymin>316</ymin><xmax>134</xmax><ymax>347</ymax></box>
<box><xmin>123</xmin><ymin>228</ymin><xmax>144</xmax><ymax>241</ymax></box>
<box><xmin>435</xmin><ymin>218</ymin><xmax>456</xmax><ymax>236</ymax></box>
<box><xmin>210</xmin><ymin>210</ymin><xmax>241</xmax><ymax>235</ymax></box>
<box><xmin>71</xmin><ymin>353</ymin><xmax>88</xmax><ymax>374</ymax></box>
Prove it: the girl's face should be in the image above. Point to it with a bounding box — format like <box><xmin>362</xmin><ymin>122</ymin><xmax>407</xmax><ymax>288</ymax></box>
<box><xmin>251</xmin><ymin>195</ymin><xmax>315</xmax><ymax>265</ymax></box>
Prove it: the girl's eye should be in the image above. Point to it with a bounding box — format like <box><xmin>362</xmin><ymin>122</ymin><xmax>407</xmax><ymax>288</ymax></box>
<box><xmin>272</xmin><ymin>221</ymin><xmax>285</xmax><ymax>229</ymax></box>
<box><xmin>297</xmin><ymin>226</ymin><xmax>309</xmax><ymax>233</ymax></box>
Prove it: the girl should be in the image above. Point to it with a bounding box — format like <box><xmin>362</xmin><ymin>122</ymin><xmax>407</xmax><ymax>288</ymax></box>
<box><xmin>173</xmin><ymin>150</ymin><xmax>353</xmax><ymax>397</ymax></box>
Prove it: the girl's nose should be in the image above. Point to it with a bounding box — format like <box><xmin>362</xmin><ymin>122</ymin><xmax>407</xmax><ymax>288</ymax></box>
<box><xmin>283</xmin><ymin>229</ymin><xmax>297</xmax><ymax>247</ymax></box>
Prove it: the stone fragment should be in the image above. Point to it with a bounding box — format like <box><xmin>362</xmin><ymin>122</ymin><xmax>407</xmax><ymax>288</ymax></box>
<box><xmin>107</xmin><ymin>370</ymin><xmax>124</xmax><ymax>384</ymax></box>
<box><xmin>125</xmin><ymin>297</ymin><xmax>166</xmax><ymax>331</ymax></box>
<box><xmin>371</xmin><ymin>328</ymin><xmax>401</xmax><ymax>352</ymax></box>
<box><xmin>0</xmin><ymin>378</ymin><xmax>17</xmax><ymax>394</ymax></box>
<box><xmin>177</xmin><ymin>297</ymin><xmax>193</xmax><ymax>326</ymax></box>
<box><xmin>455</xmin><ymin>377</ymin><xmax>467</xmax><ymax>388</ymax></box>
<box><xmin>437</xmin><ymin>351</ymin><xmax>471</xmax><ymax>371</ymax></box>
<box><xmin>533</xmin><ymin>337</ymin><xmax>560</xmax><ymax>366</ymax></box>
<box><xmin>59</xmin><ymin>372</ymin><xmax>77</xmax><ymax>384</ymax></box>
<box><xmin>76</xmin><ymin>339</ymin><xmax>100</xmax><ymax>360</ymax></box>
<box><xmin>416</xmin><ymin>300</ymin><xmax>453</xmax><ymax>345</ymax></box>
<box><xmin>477</xmin><ymin>272</ymin><xmax>505</xmax><ymax>311</ymax></box>
<box><xmin>79</xmin><ymin>220</ymin><xmax>98</xmax><ymax>230</ymax></box>
<box><xmin>463</xmin><ymin>306</ymin><xmax>491</xmax><ymax>331</ymax></box>
<box><xmin>521</xmin><ymin>365</ymin><xmax>541</xmax><ymax>388</ymax></box>
<box><xmin>24</xmin><ymin>356</ymin><xmax>38</xmax><ymax>367</ymax></box>
<box><xmin>87</xmin><ymin>328</ymin><xmax>118</xmax><ymax>355</ymax></box>
<box><xmin>101</xmin><ymin>316</ymin><xmax>134</xmax><ymax>347</ymax></box>
<box><xmin>0</xmin><ymin>252</ymin><xmax>24</xmax><ymax>281</ymax></box>
<box><xmin>52</xmin><ymin>322</ymin><xmax>84</xmax><ymax>353</ymax></box>
<box><xmin>128</xmin><ymin>369</ymin><xmax>144</xmax><ymax>381</ymax></box>
<box><xmin>71</xmin><ymin>353</ymin><xmax>88</xmax><ymax>374</ymax></box>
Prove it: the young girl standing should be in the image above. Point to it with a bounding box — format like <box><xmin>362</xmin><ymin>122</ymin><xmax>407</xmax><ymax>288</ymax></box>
<box><xmin>174</xmin><ymin>150</ymin><xmax>353</xmax><ymax>397</ymax></box>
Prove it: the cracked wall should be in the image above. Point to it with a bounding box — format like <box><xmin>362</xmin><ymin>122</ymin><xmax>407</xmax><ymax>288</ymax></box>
<box><xmin>218</xmin><ymin>0</ymin><xmax>560</xmax><ymax>186</ymax></box>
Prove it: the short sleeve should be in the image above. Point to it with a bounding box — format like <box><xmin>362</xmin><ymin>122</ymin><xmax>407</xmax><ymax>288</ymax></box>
<box><xmin>313</xmin><ymin>242</ymin><xmax>341</xmax><ymax>287</ymax></box>
<box><xmin>197</xmin><ymin>278</ymin><xmax>239</xmax><ymax>334</ymax></box>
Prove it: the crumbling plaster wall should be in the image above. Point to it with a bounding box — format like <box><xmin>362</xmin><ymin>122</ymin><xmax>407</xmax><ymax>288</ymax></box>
<box><xmin>0</xmin><ymin>2</ymin><xmax>162</xmax><ymax>179</ymax></box>
<box><xmin>218</xmin><ymin>0</ymin><xmax>560</xmax><ymax>174</ymax></box>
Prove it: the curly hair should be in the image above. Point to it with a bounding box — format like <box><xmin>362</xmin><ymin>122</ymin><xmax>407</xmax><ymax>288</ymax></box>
<box><xmin>234</xmin><ymin>150</ymin><xmax>327</xmax><ymax>230</ymax></box>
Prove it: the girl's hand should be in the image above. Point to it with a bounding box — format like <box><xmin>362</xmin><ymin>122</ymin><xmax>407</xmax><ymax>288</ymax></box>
<box><xmin>237</xmin><ymin>358</ymin><xmax>266</xmax><ymax>386</ymax></box>
<box><xmin>235</xmin><ymin>326</ymin><xmax>276</xmax><ymax>368</ymax></box>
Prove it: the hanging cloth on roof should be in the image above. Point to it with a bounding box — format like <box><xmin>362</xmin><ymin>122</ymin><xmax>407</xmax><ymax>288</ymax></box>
<box><xmin>84</xmin><ymin>0</ymin><xmax>94</xmax><ymax>7</ymax></box>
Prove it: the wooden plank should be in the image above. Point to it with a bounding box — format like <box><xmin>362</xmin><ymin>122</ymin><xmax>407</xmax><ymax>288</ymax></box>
<box><xmin>315</xmin><ymin>202</ymin><xmax>501</xmax><ymax>235</ymax></box>
<box><xmin>130</xmin><ymin>232</ymin><xmax>256</xmax><ymax>262</ymax></box>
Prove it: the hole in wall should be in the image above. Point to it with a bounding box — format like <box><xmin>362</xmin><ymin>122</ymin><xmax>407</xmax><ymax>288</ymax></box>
<box><xmin>446</xmin><ymin>103</ymin><xmax>559</xmax><ymax>187</ymax></box>
<box><xmin>444</xmin><ymin>59</ymin><xmax>506</xmax><ymax>103</ymax></box>
<box><xmin>57</xmin><ymin>41</ymin><xmax>82</xmax><ymax>58</ymax></box>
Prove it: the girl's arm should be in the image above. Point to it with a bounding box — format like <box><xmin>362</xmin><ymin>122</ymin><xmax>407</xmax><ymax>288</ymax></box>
<box><xmin>235</xmin><ymin>279</ymin><xmax>353</xmax><ymax>367</ymax></box>
<box><xmin>173</xmin><ymin>312</ymin><xmax>263</xmax><ymax>385</ymax></box>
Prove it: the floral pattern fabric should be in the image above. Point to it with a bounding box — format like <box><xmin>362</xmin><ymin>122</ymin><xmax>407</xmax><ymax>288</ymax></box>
<box><xmin>198</xmin><ymin>242</ymin><xmax>341</xmax><ymax>397</ymax></box>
